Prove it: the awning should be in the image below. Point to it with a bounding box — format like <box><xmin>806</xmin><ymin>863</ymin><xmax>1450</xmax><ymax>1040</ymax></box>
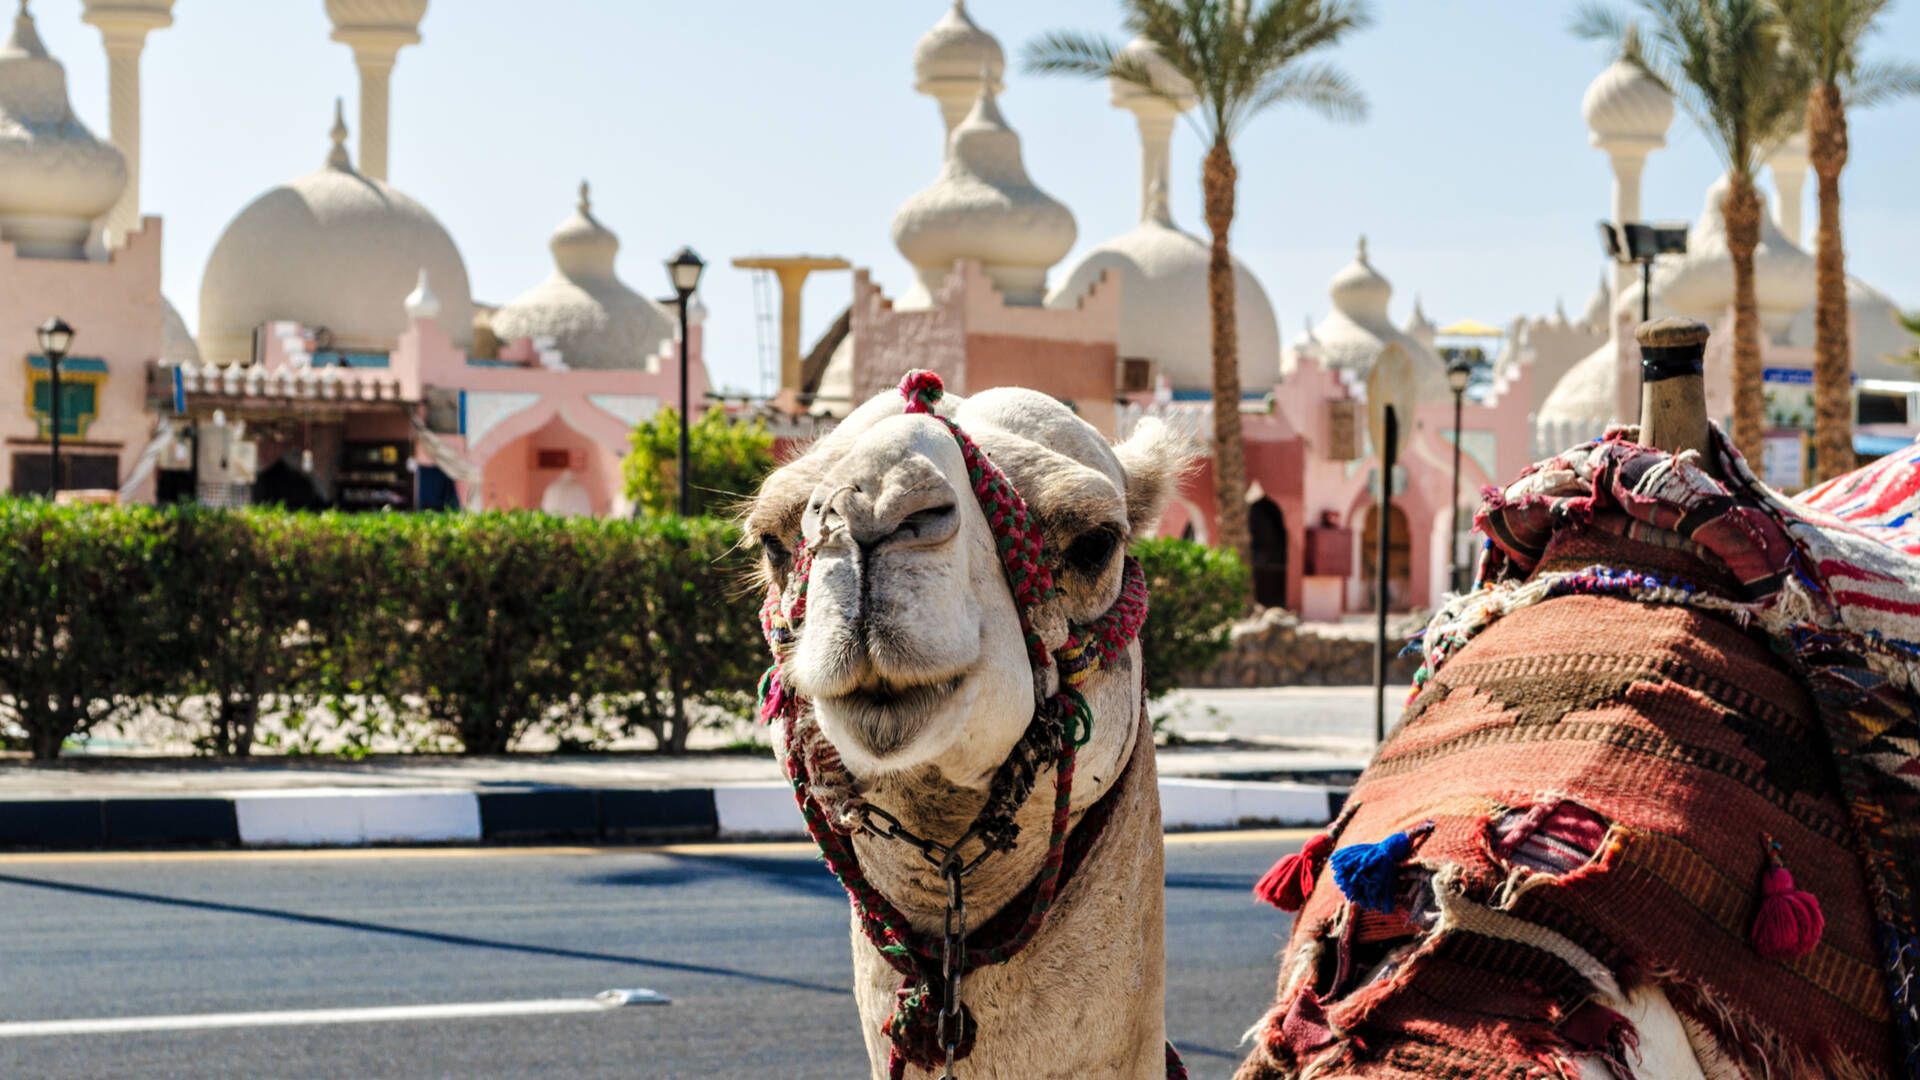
<box><xmin>1437</xmin><ymin>319</ymin><xmax>1504</xmax><ymax>337</ymax></box>
<box><xmin>1856</xmin><ymin>432</ymin><xmax>1917</xmax><ymax>458</ymax></box>
<box><xmin>28</xmin><ymin>355</ymin><xmax>109</xmax><ymax>374</ymax></box>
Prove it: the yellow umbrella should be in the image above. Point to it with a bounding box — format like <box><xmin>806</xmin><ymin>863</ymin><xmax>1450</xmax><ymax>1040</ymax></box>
<box><xmin>1436</xmin><ymin>315</ymin><xmax>1505</xmax><ymax>336</ymax></box>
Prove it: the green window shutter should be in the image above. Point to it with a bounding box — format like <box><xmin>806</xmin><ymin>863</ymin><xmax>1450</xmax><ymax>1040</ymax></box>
<box><xmin>30</xmin><ymin>378</ymin><xmax>97</xmax><ymax>437</ymax></box>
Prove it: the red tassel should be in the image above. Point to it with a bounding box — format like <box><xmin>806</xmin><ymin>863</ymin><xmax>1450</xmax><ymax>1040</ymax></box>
<box><xmin>1255</xmin><ymin>833</ymin><xmax>1333</xmax><ymax>911</ymax></box>
<box><xmin>1752</xmin><ymin>835</ymin><xmax>1823</xmax><ymax>960</ymax></box>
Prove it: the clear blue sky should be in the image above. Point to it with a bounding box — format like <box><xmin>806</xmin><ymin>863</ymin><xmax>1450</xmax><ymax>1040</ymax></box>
<box><xmin>30</xmin><ymin>0</ymin><xmax>1920</xmax><ymax>394</ymax></box>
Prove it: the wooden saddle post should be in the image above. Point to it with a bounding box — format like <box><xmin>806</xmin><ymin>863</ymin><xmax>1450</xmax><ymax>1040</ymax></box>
<box><xmin>1634</xmin><ymin>316</ymin><xmax>1721</xmax><ymax>480</ymax></box>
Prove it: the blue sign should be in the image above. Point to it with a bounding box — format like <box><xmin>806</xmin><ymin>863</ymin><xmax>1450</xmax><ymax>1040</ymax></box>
<box><xmin>172</xmin><ymin>364</ymin><xmax>185</xmax><ymax>414</ymax></box>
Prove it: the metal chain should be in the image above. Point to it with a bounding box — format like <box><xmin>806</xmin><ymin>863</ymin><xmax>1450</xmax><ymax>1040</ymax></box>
<box><xmin>937</xmin><ymin>855</ymin><xmax>968</xmax><ymax>1080</ymax></box>
<box><xmin>859</xmin><ymin>804</ymin><xmax>985</xmax><ymax>1079</ymax></box>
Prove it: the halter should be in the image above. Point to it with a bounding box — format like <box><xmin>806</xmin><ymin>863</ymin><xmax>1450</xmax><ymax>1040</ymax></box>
<box><xmin>756</xmin><ymin>371</ymin><xmax>1179</xmax><ymax>1079</ymax></box>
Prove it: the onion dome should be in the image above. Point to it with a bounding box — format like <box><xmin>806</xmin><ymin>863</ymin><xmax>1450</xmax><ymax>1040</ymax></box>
<box><xmin>1048</xmin><ymin>217</ymin><xmax>1280</xmax><ymax>392</ymax></box>
<box><xmin>160</xmin><ymin>296</ymin><xmax>200</xmax><ymax>366</ymax></box>
<box><xmin>1581</xmin><ymin>42</ymin><xmax>1673</xmax><ymax>148</ymax></box>
<box><xmin>1578</xmin><ymin>270</ymin><xmax>1610</xmax><ymax>331</ymax></box>
<box><xmin>489</xmin><ymin>180</ymin><xmax>674</xmax><ymax>370</ymax></box>
<box><xmin>0</xmin><ymin>2</ymin><xmax>128</xmax><ymax>259</ymax></box>
<box><xmin>1403</xmin><ymin>297</ymin><xmax>1436</xmax><ymax>350</ymax></box>
<box><xmin>1109</xmin><ymin>35</ymin><xmax>1195</xmax><ymax>112</ymax></box>
<box><xmin>1282</xmin><ymin>237</ymin><xmax>1451</xmax><ymax>403</ymax></box>
<box><xmin>197</xmin><ymin>100</ymin><xmax>473</xmax><ymax>365</ymax></box>
<box><xmin>914</xmin><ymin>1</ymin><xmax>1004</xmax><ymax>131</ymax></box>
<box><xmin>1652</xmin><ymin>174</ymin><xmax>1815</xmax><ymax>336</ymax></box>
<box><xmin>891</xmin><ymin>81</ymin><xmax>1076</xmax><ymax>307</ymax></box>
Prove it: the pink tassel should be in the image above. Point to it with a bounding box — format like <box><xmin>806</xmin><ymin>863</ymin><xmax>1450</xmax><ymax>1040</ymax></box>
<box><xmin>1752</xmin><ymin>835</ymin><xmax>1823</xmax><ymax>960</ymax></box>
<box><xmin>1255</xmin><ymin>833</ymin><xmax>1332</xmax><ymax>912</ymax></box>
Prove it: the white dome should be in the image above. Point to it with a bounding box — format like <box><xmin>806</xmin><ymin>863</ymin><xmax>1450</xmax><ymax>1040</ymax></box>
<box><xmin>160</xmin><ymin>296</ymin><xmax>199</xmax><ymax>366</ymax></box>
<box><xmin>1582</xmin><ymin>55</ymin><xmax>1673</xmax><ymax>145</ymax></box>
<box><xmin>1110</xmin><ymin>36</ymin><xmax>1195</xmax><ymax>112</ymax></box>
<box><xmin>891</xmin><ymin>82</ymin><xmax>1076</xmax><ymax>306</ymax></box>
<box><xmin>1536</xmin><ymin>338</ymin><xmax>1622</xmax><ymax>454</ymax></box>
<box><xmin>0</xmin><ymin>5</ymin><xmax>127</xmax><ymax>259</ymax></box>
<box><xmin>914</xmin><ymin>2</ymin><xmax>1003</xmax><ymax>94</ymax></box>
<box><xmin>1403</xmin><ymin>296</ymin><xmax>1436</xmax><ymax>350</ymax></box>
<box><xmin>1282</xmin><ymin>237</ymin><xmax>1452</xmax><ymax>403</ymax></box>
<box><xmin>1784</xmin><ymin>274</ymin><xmax>1916</xmax><ymax>382</ymax></box>
<box><xmin>489</xmin><ymin>181</ymin><xmax>674</xmax><ymax>371</ymax></box>
<box><xmin>198</xmin><ymin>102</ymin><xmax>472</xmax><ymax>365</ymax></box>
<box><xmin>1578</xmin><ymin>270</ymin><xmax>1611</xmax><ymax>331</ymax></box>
<box><xmin>1049</xmin><ymin>218</ymin><xmax>1280</xmax><ymax>393</ymax></box>
<box><xmin>1652</xmin><ymin>174</ymin><xmax>1815</xmax><ymax>336</ymax></box>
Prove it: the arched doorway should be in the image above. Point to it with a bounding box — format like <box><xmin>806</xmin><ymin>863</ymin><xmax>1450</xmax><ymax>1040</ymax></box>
<box><xmin>1359</xmin><ymin>502</ymin><xmax>1412</xmax><ymax>612</ymax></box>
<box><xmin>1248</xmin><ymin>497</ymin><xmax>1288</xmax><ymax>609</ymax></box>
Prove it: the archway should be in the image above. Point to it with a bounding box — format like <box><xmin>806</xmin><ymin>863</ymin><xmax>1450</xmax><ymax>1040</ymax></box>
<box><xmin>1359</xmin><ymin>501</ymin><xmax>1412</xmax><ymax>612</ymax></box>
<box><xmin>1248</xmin><ymin>497</ymin><xmax>1288</xmax><ymax>609</ymax></box>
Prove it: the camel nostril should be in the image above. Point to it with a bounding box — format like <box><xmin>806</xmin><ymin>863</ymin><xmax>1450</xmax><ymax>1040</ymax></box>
<box><xmin>892</xmin><ymin>504</ymin><xmax>958</xmax><ymax>547</ymax></box>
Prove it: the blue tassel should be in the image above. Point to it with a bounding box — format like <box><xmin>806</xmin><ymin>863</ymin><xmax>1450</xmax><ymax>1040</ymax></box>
<box><xmin>1330</xmin><ymin>822</ymin><xmax>1433</xmax><ymax>913</ymax></box>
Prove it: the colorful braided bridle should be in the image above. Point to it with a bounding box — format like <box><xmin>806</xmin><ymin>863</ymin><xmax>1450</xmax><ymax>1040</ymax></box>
<box><xmin>756</xmin><ymin>371</ymin><xmax>1180</xmax><ymax>1079</ymax></box>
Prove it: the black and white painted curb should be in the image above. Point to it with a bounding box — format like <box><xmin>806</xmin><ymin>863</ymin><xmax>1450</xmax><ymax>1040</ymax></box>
<box><xmin>0</xmin><ymin>778</ymin><xmax>1341</xmax><ymax>850</ymax></box>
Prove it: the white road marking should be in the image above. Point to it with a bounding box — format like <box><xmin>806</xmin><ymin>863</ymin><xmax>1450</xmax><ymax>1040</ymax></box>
<box><xmin>0</xmin><ymin>998</ymin><xmax>620</xmax><ymax>1038</ymax></box>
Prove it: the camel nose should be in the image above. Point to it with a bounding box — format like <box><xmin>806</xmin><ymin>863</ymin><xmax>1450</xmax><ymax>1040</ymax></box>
<box><xmin>812</xmin><ymin>459</ymin><xmax>961</xmax><ymax>553</ymax></box>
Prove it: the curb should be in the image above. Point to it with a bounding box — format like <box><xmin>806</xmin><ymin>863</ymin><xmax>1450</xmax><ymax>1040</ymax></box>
<box><xmin>0</xmin><ymin>778</ymin><xmax>1342</xmax><ymax>851</ymax></box>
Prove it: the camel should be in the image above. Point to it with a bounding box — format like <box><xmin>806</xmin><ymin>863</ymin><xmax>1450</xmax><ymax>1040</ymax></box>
<box><xmin>747</xmin><ymin>372</ymin><xmax>1189</xmax><ymax>1079</ymax></box>
<box><xmin>1232</xmin><ymin>319</ymin><xmax>1917</xmax><ymax>1079</ymax></box>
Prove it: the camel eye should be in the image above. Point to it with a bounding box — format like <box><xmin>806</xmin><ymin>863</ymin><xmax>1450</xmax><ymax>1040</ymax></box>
<box><xmin>1062</xmin><ymin>525</ymin><xmax>1120</xmax><ymax>577</ymax></box>
<box><xmin>760</xmin><ymin>534</ymin><xmax>792</xmax><ymax>579</ymax></box>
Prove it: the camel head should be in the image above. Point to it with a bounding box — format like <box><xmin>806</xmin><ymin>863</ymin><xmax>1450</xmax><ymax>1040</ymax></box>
<box><xmin>748</xmin><ymin>382</ymin><xmax>1186</xmax><ymax>782</ymax></box>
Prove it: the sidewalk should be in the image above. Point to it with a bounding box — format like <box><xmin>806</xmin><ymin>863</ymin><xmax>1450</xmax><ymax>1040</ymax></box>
<box><xmin>0</xmin><ymin>687</ymin><xmax>1390</xmax><ymax>849</ymax></box>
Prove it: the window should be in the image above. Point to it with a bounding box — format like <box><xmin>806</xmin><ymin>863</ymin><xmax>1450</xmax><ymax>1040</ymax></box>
<box><xmin>1858</xmin><ymin>390</ymin><xmax>1909</xmax><ymax>427</ymax></box>
<box><xmin>29</xmin><ymin>376</ymin><xmax>98</xmax><ymax>439</ymax></box>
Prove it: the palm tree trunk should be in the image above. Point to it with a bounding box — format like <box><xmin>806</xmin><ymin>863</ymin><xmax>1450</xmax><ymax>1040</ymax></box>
<box><xmin>1202</xmin><ymin>135</ymin><xmax>1251</xmax><ymax>566</ymax></box>
<box><xmin>1808</xmin><ymin>81</ymin><xmax>1852</xmax><ymax>485</ymax></box>
<box><xmin>1722</xmin><ymin>175</ymin><xmax>1766</xmax><ymax>467</ymax></box>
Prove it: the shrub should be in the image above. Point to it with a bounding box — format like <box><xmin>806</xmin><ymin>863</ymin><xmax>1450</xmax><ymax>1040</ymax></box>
<box><xmin>621</xmin><ymin>406</ymin><xmax>775</xmax><ymax>517</ymax></box>
<box><xmin>0</xmin><ymin>500</ymin><xmax>174</xmax><ymax>759</ymax></box>
<box><xmin>0</xmin><ymin>500</ymin><xmax>762</xmax><ymax>758</ymax></box>
<box><xmin>1132</xmin><ymin>537</ymin><xmax>1250</xmax><ymax>702</ymax></box>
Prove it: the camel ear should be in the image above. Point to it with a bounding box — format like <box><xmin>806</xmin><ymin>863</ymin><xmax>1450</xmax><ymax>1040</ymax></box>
<box><xmin>1112</xmin><ymin>417</ymin><xmax>1191</xmax><ymax>538</ymax></box>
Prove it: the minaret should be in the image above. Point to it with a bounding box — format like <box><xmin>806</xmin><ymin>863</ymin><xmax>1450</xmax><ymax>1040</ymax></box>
<box><xmin>1767</xmin><ymin>128</ymin><xmax>1809</xmax><ymax>246</ymax></box>
<box><xmin>1108</xmin><ymin>36</ymin><xmax>1195</xmax><ymax>225</ymax></box>
<box><xmin>78</xmin><ymin>0</ymin><xmax>175</xmax><ymax>246</ymax></box>
<box><xmin>324</xmin><ymin>0</ymin><xmax>428</xmax><ymax>183</ymax></box>
<box><xmin>1581</xmin><ymin>31</ymin><xmax>1674</xmax><ymax>317</ymax></box>
<box><xmin>912</xmin><ymin>1</ymin><xmax>1004</xmax><ymax>143</ymax></box>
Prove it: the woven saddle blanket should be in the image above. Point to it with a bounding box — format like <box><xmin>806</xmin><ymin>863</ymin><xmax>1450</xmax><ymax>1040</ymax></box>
<box><xmin>1238</xmin><ymin>429</ymin><xmax>1920</xmax><ymax>1080</ymax></box>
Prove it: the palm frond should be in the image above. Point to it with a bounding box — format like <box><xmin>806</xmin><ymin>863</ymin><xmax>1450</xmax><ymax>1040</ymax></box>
<box><xmin>1021</xmin><ymin>30</ymin><xmax>1124</xmax><ymax>81</ymax></box>
<box><xmin>1570</xmin><ymin>2</ymin><xmax>1632</xmax><ymax>47</ymax></box>
<box><xmin>1238</xmin><ymin>61</ymin><xmax>1368</xmax><ymax>130</ymax></box>
<box><xmin>1844</xmin><ymin>57</ymin><xmax>1920</xmax><ymax>107</ymax></box>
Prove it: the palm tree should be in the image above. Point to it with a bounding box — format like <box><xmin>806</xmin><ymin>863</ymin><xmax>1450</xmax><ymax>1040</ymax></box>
<box><xmin>1772</xmin><ymin>0</ymin><xmax>1920</xmax><ymax>483</ymax></box>
<box><xmin>1576</xmin><ymin>0</ymin><xmax>1809</xmax><ymax>466</ymax></box>
<box><xmin>1024</xmin><ymin>0</ymin><xmax>1371</xmax><ymax>566</ymax></box>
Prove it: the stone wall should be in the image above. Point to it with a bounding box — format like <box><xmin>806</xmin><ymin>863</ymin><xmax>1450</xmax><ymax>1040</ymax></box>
<box><xmin>1190</xmin><ymin>608</ymin><xmax>1426</xmax><ymax>687</ymax></box>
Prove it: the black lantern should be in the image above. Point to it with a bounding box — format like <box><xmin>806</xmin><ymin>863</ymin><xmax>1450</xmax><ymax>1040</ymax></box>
<box><xmin>664</xmin><ymin>247</ymin><xmax>706</xmax><ymax>517</ymax></box>
<box><xmin>37</xmin><ymin>316</ymin><xmax>74</xmax><ymax>496</ymax></box>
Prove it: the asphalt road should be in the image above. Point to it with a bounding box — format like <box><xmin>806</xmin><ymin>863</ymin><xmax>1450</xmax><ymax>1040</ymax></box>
<box><xmin>0</xmin><ymin>835</ymin><xmax>1303</xmax><ymax>1079</ymax></box>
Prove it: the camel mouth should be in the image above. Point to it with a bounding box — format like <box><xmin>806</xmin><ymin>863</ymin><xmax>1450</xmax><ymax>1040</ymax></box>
<box><xmin>815</xmin><ymin>674</ymin><xmax>966</xmax><ymax>761</ymax></box>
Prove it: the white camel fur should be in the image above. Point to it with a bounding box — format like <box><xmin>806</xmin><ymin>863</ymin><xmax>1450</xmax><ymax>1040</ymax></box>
<box><xmin>748</xmin><ymin>384</ymin><xmax>1187</xmax><ymax>1080</ymax></box>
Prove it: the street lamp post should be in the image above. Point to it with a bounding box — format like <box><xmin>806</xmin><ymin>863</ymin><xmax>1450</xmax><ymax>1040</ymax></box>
<box><xmin>1445</xmin><ymin>355</ymin><xmax>1473</xmax><ymax>593</ymax></box>
<box><xmin>1597</xmin><ymin>221</ymin><xmax>1689</xmax><ymax>326</ymax></box>
<box><xmin>664</xmin><ymin>247</ymin><xmax>707</xmax><ymax>518</ymax></box>
<box><xmin>37</xmin><ymin>317</ymin><xmax>74</xmax><ymax>497</ymax></box>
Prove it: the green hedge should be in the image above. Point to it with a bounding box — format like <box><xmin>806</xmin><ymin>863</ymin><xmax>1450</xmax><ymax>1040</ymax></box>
<box><xmin>1133</xmin><ymin>537</ymin><xmax>1249</xmax><ymax>702</ymax></box>
<box><xmin>0</xmin><ymin>501</ymin><xmax>760</xmax><ymax>759</ymax></box>
<box><xmin>0</xmin><ymin>501</ymin><xmax>1243</xmax><ymax>759</ymax></box>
